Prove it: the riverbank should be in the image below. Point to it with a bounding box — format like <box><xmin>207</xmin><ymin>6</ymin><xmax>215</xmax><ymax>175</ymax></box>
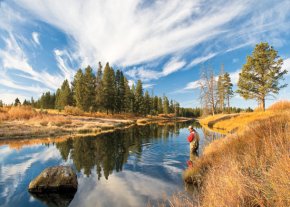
<box><xmin>199</xmin><ymin>102</ymin><xmax>290</xmax><ymax>133</ymax></box>
<box><xmin>182</xmin><ymin>101</ymin><xmax>290</xmax><ymax>206</ymax></box>
<box><xmin>0</xmin><ymin>106</ymin><xmax>192</xmax><ymax>140</ymax></box>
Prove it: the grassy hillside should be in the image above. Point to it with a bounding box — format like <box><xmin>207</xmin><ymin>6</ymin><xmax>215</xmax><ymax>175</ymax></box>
<box><xmin>199</xmin><ymin>100</ymin><xmax>290</xmax><ymax>134</ymax></box>
<box><xmin>182</xmin><ymin>101</ymin><xmax>290</xmax><ymax>207</ymax></box>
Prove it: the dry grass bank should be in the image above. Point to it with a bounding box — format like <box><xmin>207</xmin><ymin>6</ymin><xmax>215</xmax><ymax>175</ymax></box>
<box><xmin>200</xmin><ymin>100</ymin><xmax>290</xmax><ymax>133</ymax></box>
<box><xmin>0</xmin><ymin>106</ymin><xmax>135</xmax><ymax>139</ymax></box>
<box><xmin>0</xmin><ymin>106</ymin><xmax>190</xmax><ymax>139</ymax></box>
<box><xmin>183</xmin><ymin>110</ymin><xmax>290</xmax><ymax>207</ymax></box>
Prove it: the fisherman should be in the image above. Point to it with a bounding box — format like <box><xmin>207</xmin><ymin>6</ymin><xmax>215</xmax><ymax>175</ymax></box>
<box><xmin>187</xmin><ymin>125</ymin><xmax>199</xmax><ymax>167</ymax></box>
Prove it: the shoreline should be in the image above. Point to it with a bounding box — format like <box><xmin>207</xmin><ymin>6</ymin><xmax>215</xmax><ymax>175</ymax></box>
<box><xmin>0</xmin><ymin>115</ymin><xmax>193</xmax><ymax>147</ymax></box>
<box><xmin>183</xmin><ymin>109</ymin><xmax>290</xmax><ymax>206</ymax></box>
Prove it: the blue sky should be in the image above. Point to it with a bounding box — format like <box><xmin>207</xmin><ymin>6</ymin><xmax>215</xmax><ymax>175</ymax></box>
<box><xmin>0</xmin><ymin>0</ymin><xmax>289</xmax><ymax>108</ymax></box>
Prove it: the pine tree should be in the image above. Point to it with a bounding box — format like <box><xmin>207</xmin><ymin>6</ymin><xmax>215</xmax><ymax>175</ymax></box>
<box><xmin>115</xmin><ymin>70</ymin><xmax>125</xmax><ymax>113</ymax></box>
<box><xmin>123</xmin><ymin>77</ymin><xmax>132</xmax><ymax>113</ymax></box>
<box><xmin>119</xmin><ymin>71</ymin><xmax>125</xmax><ymax>112</ymax></box>
<box><xmin>169</xmin><ymin>100</ymin><xmax>174</xmax><ymax>113</ymax></box>
<box><xmin>153</xmin><ymin>96</ymin><xmax>159</xmax><ymax>115</ymax></box>
<box><xmin>83</xmin><ymin>66</ymin><xmax>96</xmax><ymax>112</ymax></box>
<box><xmin>102</xmin><ymin>63</ymin><xmax>116</xmax><ymax>114</ymax></box>
<box><xmin>130</xmin><ymin>84</ymin><xmax>136</xmax><ymax>113</ymax></box>
<box><xmin>144</xmin><ymin>91</ymin><xmax>151</xmax><ymax>115</ymax></box>
<box><xmin>55</xmin><ymin>79</ymin><xmax>73</xmax><ymax>110</ymax></box>
<box><xmin>217</xmin><ymin>64</ymin><xmax>225</xmax><ymax>112</ymax></box>
<box><xmin>135</xmin><ymin>80</ymin><xmax>144</xmax><ymax>115</ymax></box>
<box><xmin>237</xmin><ymin>42</ymin><xmax>287</xmax><ymax>110</ymax></box>
<box><xmin>163</xmin><ymin>95</ymin><xmax>169</xmax><ymax>114</ymax></box>
<box><xmin>174</xmin><ymin>102</ymin><xmax>180</xmax><ymax>117</ymax></box>
<box><xmin>95</xmin><ymin>62</ymin><xmax>103</xmax><ymax>111</ymax></box>
<box><xmin>158</xmin><ymin>97</ymin><xmax>163</xmax><ymax>114</ymax></box>
<box><xmin>72</xmin><ymin>69</ymin><xmax>85</xmax><ymax>110</ymax></box>
<box><xmin>14</xmin><ymin>98</ymin><xmax>21</xmax><ymax>106</ymax></box>
<box><xmin>223</xmin><ymin>72</ymin><xmax>233</xmax><ymax>111</ymax></box>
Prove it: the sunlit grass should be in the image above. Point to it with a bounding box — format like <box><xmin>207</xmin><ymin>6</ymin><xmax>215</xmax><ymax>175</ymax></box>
<box><xmin>183</xmin><ymin>112</ymin><xmax>290</xmax><ymax>207</ymax></box>
<box><xmin>199</xmin><ymin>100</ymin><xmax>290</xmax><ymax>133</ymax></box>
<box><xmin>268</xmin><ymin>100</ymin><xmax>290</xmax><ymax>111</ymax></box>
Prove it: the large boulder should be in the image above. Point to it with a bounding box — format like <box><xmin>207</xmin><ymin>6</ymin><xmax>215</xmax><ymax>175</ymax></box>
<box><xmin>28</xmin><ymin>166</ymin><xmax>78</xmax><ymax>193</ymax></box>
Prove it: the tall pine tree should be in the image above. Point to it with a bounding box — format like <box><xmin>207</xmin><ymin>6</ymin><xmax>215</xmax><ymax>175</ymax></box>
<box><xmin>55</xmin><ymin>79</ymin><xmax>73</xmax><ymax>110</ymax></box>
<box><xmin>72</xmin><ymin>69</ymin><xmax>85</xmax><ymax>110</ymax></box>
<box><xmin>102</xmin><ymin>63</ymin><xmax>116</xmax><ymax>114</ymax></box>
<box><xmin>95</xmin><ymin>62</ymin><xmax>103</xmax><ymax>112</ymax></box>
<box><xmin>237</xmin><ymin>42</ymin><xmax>287</xmax><ymax>110</ymax></box>
<box><xmin>83</xmin><ymin>66</ymin><xmax>97</xmax><ymax>112</ymax></box>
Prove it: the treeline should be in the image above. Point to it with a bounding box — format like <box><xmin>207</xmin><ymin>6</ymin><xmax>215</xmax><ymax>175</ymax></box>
<box><xmin>19</xmin><ymin>62</ymin><xmax>189</xmax><ymax>116</ymax></box>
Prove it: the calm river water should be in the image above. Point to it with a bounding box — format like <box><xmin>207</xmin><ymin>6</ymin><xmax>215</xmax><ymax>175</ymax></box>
<box><xmin>0</xmin><ymin>121</ymin><xmax>222</xmax><ymax>207</ymax></box>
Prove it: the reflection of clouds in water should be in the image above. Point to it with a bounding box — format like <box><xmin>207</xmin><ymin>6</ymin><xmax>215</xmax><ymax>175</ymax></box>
<box><xmin>0</xmin><ymin>146</ymin><xmax>15</xmax><ymax>162</ymax></box>
<box><xmin>0</xmin><ymin>146</ymin><xmax>61</xmax><ymax>206</ymax></box>
<box><xmin>70</xmin><ymin>171</ymin><xmax>178</xmax><ymax>207</ymax></box>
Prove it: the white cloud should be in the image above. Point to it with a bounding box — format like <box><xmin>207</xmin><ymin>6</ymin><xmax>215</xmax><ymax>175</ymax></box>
<box><xmin>32</xmin><ymin>32</ymin><xmax>40</xmax><ymax>45</ymax></box>
<box><xmin>0</xmin><ymin>34</ymin><xmax>64</xmax><ymax>101</ymax></box>
<box><xmin>12</xmin><ymin>0</ymin><xmax>248</xmax><ymax>67</ymax></box>
<box><xmin>54</xmin><ymin>49</ymin><xmax>76</xmax><ymax>82</ymax></box>
<box><xmin>143</xmin><ymin>83</ymin><xmax>155</xmax><ymax>89</ymax></box>
<box><xmin>188</xmin><ymin>53</ymin><xmax>218</xmax><ymax>67</ymax></box>
<box><xmin>126</xmin><ymin>58</ymin><xmax>186</xmax><ymax>81</ymax></box>
<box><xmin>162</xmin><ymin>58</ymin><xmax>186</xmax><ymax>76</ymax></box>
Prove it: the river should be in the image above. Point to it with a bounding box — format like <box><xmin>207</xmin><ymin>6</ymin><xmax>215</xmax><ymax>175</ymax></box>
<box><xmin>0</xmin><ymin>121</ymin><xmax>223</xmax><ymax>207</ymax></box>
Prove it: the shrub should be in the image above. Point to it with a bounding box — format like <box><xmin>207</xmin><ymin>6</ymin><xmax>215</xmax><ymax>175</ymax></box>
<box><xmin>8</xmin><ymin>106</ymin><xmax>37</xmax><ymax>120</ymax></box>
<box><xmin>64</xmin><ymin>106</ymin><xmax>84</xmax><ymax>116</ymax></box>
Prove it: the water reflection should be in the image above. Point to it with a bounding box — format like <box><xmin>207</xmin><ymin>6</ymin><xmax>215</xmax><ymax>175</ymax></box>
<box><xmin>55</xmin><ymin>122</ymin><xmax>189</xmax><ymax>179</ymax></box>
<box><xmin>0</xmin><ymin>120</ymin><xmax>224</xmax><ymax>207</ymax></box>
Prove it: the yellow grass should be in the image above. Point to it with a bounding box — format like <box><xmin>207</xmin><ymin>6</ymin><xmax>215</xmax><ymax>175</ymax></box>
<box><xmin>64</xmin><ymin>106</ymin><xmax>84</xmax><ymax>115</ymax></box>
<box><xmin>183</xmin><ymin>112</ymin><xmax>290</xmax><ymax>207</ymax></box>
<box><xmin>268</xmin><ymin>100</ymin><xmax>290</xmax><ymax>111</ymax></box>
<box><xmin>200</xmin><ymin>100</ymin><xmax>290</xmax><ymax>133</ymax></box>
<box><xmin>213</xmin><ymin>111</ymin><xmax>277</xmax><ymax>133</ymax></box>
<box><xmin>198</xmin><ymin>114</ymin><xmax>226</xmax><ymax>126</ymax></box>
<box><xmin>5</xmin><ymin>106</ymin><xmax>37</xmax><ymax>120</ymax></box>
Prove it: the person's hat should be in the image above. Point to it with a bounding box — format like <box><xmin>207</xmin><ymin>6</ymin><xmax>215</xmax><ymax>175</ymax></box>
<box><xmin>188</xmin><ymin>125</ymin><xmax>193</xmax><ymax>129</ymax></box>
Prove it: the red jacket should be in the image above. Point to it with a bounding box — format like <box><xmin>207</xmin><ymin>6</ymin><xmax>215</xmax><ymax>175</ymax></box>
<box><xmin>187</xmin><ymin>132</ymin><xmax>195</xmax><ymax>142</ymax></box>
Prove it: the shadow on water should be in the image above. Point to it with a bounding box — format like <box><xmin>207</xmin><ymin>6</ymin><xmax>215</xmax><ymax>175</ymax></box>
<box><xmin>29</xmin><ymin>193</ymin><xmax>76</xmax><ymax>207</ymax></box>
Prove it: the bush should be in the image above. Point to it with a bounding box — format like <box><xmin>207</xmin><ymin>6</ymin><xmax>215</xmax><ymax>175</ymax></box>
<box><xmin>8</xmin><ymin>106</ymin><xmax>37</xmax><ymax>120</ymax></box>
<box><xmin>64</xmin><ymin>106</ymin><xmax>84</xmax><ymax>116</ymax></box>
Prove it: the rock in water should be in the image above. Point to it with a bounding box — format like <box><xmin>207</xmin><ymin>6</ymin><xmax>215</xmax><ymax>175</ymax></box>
<box><xmin>28</xmin><ymin>166</ymin><xmax>78</xmax><ymax>193</ymax></box>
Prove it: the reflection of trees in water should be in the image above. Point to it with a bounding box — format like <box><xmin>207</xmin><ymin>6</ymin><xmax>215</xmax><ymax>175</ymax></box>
<box><xmin>200</xmin><ymin>127</ymin><xmax>224</xmax><ymax>147</ymax></box>
<box><xmin>55</xmin><ymin>122</ymin><xmax>190</xmax><ymax>179</ymax></box>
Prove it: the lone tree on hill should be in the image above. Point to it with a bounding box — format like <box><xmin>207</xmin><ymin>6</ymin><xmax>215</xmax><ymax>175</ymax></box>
<box><xmin>237</xmin><ymin>42</ymin><xmax>287</xmax><ymax>111</ymax></box>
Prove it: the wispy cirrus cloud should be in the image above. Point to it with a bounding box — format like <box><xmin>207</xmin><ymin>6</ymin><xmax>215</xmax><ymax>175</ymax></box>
<box><xmin>125</xmin><ymin>58</ymin><xmax>186</xmax><ymax>81</ymax></box>
<box><xmin>32</xmin><ymin>32</ymin><xmax>40</xmax><ymax>45</ymax></box>
<box><xmin>0</xmin><ymin>33</ymin><xmax>64</xmax><ymax>99</ymax></box>
<box><xmin>12</xmin><ymin>0</ymin><xmax>248</xmax><ymax>67</ymax></box>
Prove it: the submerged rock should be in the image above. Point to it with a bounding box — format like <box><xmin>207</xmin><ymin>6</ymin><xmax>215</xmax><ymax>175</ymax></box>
<box><xmin>28</xmin><ymin>166</ymin><xmax>78</xmax><ymax>193</ymax></box>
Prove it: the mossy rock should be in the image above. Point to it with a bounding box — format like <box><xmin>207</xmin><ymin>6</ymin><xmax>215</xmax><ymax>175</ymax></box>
<box><xmin>28</xmin><ymin>166</ymin><xmax>78</xmax><ymax>193</ymax></box>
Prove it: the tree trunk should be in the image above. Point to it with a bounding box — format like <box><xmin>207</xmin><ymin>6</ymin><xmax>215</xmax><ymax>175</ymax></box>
<box><xmin>227</xmin><ymin>96</ymin><xmax>230</xmax><ymax>113</ymax></box>
<box><xmin>262</xmin><ymin>97</ymin><xmax>265</xmax><ymax>111</ymax></box>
